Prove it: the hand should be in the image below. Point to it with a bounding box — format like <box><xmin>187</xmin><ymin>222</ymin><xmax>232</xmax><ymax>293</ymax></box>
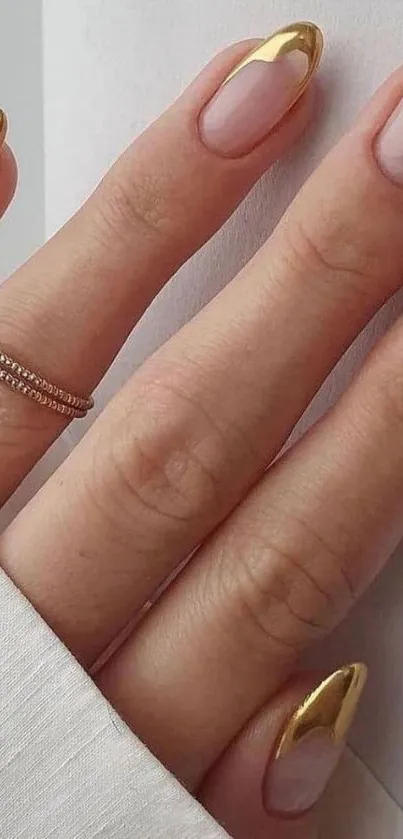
<box><xmin>1</xmin><ymin>22</ymin><xmax>403</xmax><ymax>838</ymax></box>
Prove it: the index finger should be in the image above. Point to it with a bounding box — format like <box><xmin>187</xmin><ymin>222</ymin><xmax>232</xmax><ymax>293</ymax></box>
<box><xmin>0</xmin><ymin>32</ymin><xmax>316</xmax><ymax>502</ymax></box>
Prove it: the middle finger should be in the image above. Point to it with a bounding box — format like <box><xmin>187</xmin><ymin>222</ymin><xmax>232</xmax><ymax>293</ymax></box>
<box><xmin>3</xmin><ymin>67</ymin><xmax>403</xmax><ymax>667</ymax></box>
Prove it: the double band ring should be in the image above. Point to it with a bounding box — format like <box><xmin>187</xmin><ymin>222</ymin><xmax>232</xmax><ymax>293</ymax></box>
<box><xmin>0</xmin><ymin>348</ymin><xmax>94</xmax><ymax>419</ymax></box>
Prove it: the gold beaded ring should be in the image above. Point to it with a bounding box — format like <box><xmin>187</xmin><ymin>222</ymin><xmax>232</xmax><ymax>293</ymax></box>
<box><xmin>0</xmin><ymin>111</ymin><xmax>92</xmax><ymax>420</ymax></box>
<box><xmin>0</xmin><ymin>349</ymin><xmax>94</xmax><ymax>420</ymax></box>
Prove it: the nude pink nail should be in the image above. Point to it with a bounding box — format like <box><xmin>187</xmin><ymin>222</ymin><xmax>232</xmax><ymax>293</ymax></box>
<box><xmin>200</xmin><ymin>58</ymin><xmax>304</xmax><ymax>158</ymax></box>
<box><xmin>265</xmin><ymin>731</ymin><xmax>344</xmax><ymax>814</ymax></box>
<box><xmin>198</xmin><ymin>22</ymin><xmax>324</xmax><ymax>159</ymax></box>
<box><xmin>264</xmin><ymin>665</ymin><xmax>367</xmax><ymax>816</ymax></box>
<box><xmin>376</xmin><ymin>99</ymin><xmax>403</xmax><ymax>185</ymax></box>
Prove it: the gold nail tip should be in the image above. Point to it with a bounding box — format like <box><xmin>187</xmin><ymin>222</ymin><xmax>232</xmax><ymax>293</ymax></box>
<box><xmin>0</xmin><ymin>109</ymin><xmax>8</xmax><ymax>147</ymax></box>
<box><xmin>276</xmin><ymin>663</ymin><xmax>368</xmax><ymax>759</ymax></box>
<box><xmin>224</xmin><ymin>21</ymin><xmax>324</xmax><ymax>88</ymax></box>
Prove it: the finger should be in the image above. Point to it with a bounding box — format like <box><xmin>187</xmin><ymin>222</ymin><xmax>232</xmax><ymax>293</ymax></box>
<box><xmin>88</xmin><ymin>70</ymin><xmax>403</xmax><ymax>777</ymax></box>
<box><xmin>0</xmin><ymin>30</ymin><xmax>316</xmax><ymax>501</ymax></box>
<box><xmin>97</xmin><ymin>272</ymin><xmax>403</xmax><ymax>781</ymax></box>
<box><xmin>0</xmin><ymin>147</ymin><xmax>17</xmax><ymax>219</ymax></box>
<box><xmin>201</xmin><ymin>675</ymin><xmax>320</xmax><ymax>839</ymax></box>
<box><xmin>3</xmin><ymin>64</ymin><xmax>403</xmax><ymax>669</ymax></box>
<box><xmin>2</xmin><ymin>60</ymin><xmax>403</xmax><ymax>666</ymax></box>
<box><xmin>0</xmin><ymin>113</ymin><xmax>18</xmax><ymax>218</ymax></box>
<box><xmin>200</xmin><ymin>668</ymin><xmax>365</xmax><ymax>839</ymax></box>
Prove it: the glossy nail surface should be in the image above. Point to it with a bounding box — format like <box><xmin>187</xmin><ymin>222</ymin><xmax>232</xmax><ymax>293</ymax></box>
<box><xmin>264</xmin><ymin>663</ymin><xmax>367</xmax><ymax>816</ymax></box>
<box><xmin>376</xmin><ymin>98</ymin><xmax>403</xmax><ymax>185</ymax></box>
<box><xmin>199</xmin><ymin>22</ymin><xmax>323</xmax><ymax>158</ymax></box>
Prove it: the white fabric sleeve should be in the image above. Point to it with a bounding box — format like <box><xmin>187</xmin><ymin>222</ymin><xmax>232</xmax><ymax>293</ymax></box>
<box><xmin>0</xmin><ymin>570</ymin><xmax>229</xmax><ymax>839</ymax></box>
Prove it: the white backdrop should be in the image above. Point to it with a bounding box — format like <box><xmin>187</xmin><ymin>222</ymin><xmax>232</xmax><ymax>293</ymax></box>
<box><xmin>0</xmin><ymin>0</ymin><xmax>44</xmax><ymax>275</ymax></box>
<box><xmin>2</xmin><ymin>0</ymin><xmax>403</xmax><ymax>833</ymax></box>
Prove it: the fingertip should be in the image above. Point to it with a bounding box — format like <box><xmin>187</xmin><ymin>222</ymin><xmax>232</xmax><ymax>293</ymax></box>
<box><xmin>178</xmin><ymin>33</ymin><xmax>321</xmax><ymax>172</ymax></box>
<box><xmin>0</xmin><ymin>143</ymin><xmax>18</xmax><ymax>218</ymax></box>
<box><xmin>198</xmin><ymin>673</ymin><xmax>326</xmax><ymax>839</ymax></box>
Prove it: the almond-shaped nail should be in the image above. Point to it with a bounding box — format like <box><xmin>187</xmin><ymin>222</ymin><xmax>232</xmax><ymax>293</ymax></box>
<box><xmin>375</xmin><ymin>97</ymin><xmax>403</xmax><ymax>185</ymax></box>
<box><xmin>199</xmin><ymin>21</ymin><xmax>323</xmax><ymax>158</ymax></box>
<box><xmin>0</xmin><ymin>110</ymin><xmax>8</xmax><ymax>149</ymax></box>
<box><xmin>264</xmin><ymin>663</ymin><xmax>367</xmax><ymax>816</ymax></box>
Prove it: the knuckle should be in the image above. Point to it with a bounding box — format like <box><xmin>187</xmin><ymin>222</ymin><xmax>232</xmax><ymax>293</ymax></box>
<box><xmin>279</xmin><ymin>213</ymin><xmax>379</xmax><ymax>303</ymax></box>
<box><xmin>224</xmin><ymin>514</ymin><xmax>354</xmax><ymax>657</ymax></box>
<box><xmin>236</xmin><ymin>548</ymin><xmax>329</xmax><ymax>656</ymax></box>
<box><xmin>94</xmin><ymin>166</ymin><xmax>174</xmax><ymax>248</ymax></box>
<box><xmin>103</xmin><ymin>373</ymin><xmax>225</xmax><ymax>539</ymax></box>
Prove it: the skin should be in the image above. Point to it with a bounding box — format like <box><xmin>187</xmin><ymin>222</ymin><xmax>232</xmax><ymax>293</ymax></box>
<box><xmin>2</xmin><ymin>38</ymin><xmax>403</xmax><ymax>838</ymax></box>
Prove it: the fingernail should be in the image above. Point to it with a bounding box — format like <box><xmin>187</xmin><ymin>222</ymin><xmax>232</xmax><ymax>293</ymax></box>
<box><xmin>376</xmin><ymin>97</ymin><xmax>403</xmax><ymax>185</ymax></box>
<box><xmin>199</xmin><ymin>21</ymin><xmax>323</xmax><ymax>158</ymax></box>
<box><xmin>0</xmin><ymin>110</ymin><xmax>8</xmax><ymax>149</ymax></box>
<box><xmin>264</xmin><ymin>663</ymin><xmax>367</xmax><ymax>816</ymax></box>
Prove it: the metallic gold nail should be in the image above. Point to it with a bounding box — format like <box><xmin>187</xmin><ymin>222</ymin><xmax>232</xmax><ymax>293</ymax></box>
<box><xmin>0</xmin><ymin>110</ymin><xmax>8</xmax><ymax>148</ymax></box>
<box><xmin>200</xmin><ymin>21</ymin><xmax>323</xmax><ymax>158</ymax></box>
<box><xmin>277</xmin><ymin>663</ymin><xmax>368</xmax><ymax>758</ymax></box>
<box><xmin>223</xmin><ymin>21</ymin><xmax>323</xmax><ymax>104</ymax></box>
<box><xmin>264</xmin><ymin>664</ymin><xmax>367</xmax><ymax>814</ymax></box>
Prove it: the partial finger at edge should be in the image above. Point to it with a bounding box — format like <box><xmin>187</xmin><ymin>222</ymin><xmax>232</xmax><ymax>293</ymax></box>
<box><xmin>0</xmin><ymin>143</ymin><xmax>17</xmax><ymax>219</ymax></box>
<box><xmin>199</xmin><ymin>666</ymin><xmax>366</xmax><ymax>839</ymax></box>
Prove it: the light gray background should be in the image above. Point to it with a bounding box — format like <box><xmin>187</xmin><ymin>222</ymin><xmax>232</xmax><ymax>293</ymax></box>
<box><xmin>1</xmin><ymin>0</ymin><xmax>403</xmax><ymax>832</ymax></box>
<box><xmin>0</xmin><ymin>0</ymin><xmax>44</xmax><ymax>275</ymax></box>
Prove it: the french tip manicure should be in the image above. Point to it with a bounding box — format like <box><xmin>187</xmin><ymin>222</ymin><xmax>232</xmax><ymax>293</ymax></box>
<box><xmin>264</xmin><ymin>663</ymin><xmax>367</xmax><ymax>816</ymax></box>
<box><xmin>276</xmin><ymin>662</ymin><xmax>368</xmax><ymax>758</ymax></box>
<box><xmin>199</xmin><ymin>21</ymin><xmax>323</xmax><ymax>158</ymax></box>
<box><xmin>224</xmin><ymin>21</ymin><xmax>323</xmax><ymax>87</ymax></box>
<box><xmin>0</xmin><ymin>110</ymin><xmax>8</xmax><ymax>149</ymax></box>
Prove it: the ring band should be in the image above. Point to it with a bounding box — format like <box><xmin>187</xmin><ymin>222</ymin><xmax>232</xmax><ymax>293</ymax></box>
<box><xmin>0</xmin><ymin>348</ymin><xmax>94</xmax><ymax>419</ymax></box>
